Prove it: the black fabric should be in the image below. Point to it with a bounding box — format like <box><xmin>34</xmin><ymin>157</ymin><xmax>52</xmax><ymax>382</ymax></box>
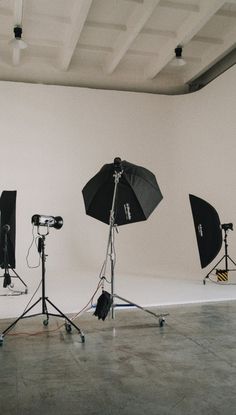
<box><xmin>0</xmin><ymin>191</ymin><xmax>17</xmax><ymax>269</ymax></box>
<box><xmin>189</xmin><ymin>194</ymin><xmax>222</xmax><ymax>268</ymax></box>
<box><xmin>94</xmin><ymin>291</ymin><xmax>112</xmax><ymax>321</ymax></box>
<box><xmin>82</xmin><ymin>159</ymin><xmax>163</xmax><ymax>226</ymax></box>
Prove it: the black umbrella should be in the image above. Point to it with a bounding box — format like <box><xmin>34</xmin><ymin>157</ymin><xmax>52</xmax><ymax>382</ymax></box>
<box><xmin>82</xmin><ymin>158</ymin><xmax>166</xmax><ymax>323</ymax></box>
<box><xmin>82</xmin><ymin>158</ymin><xmax>163</xmax><ymax>226</ymax></box>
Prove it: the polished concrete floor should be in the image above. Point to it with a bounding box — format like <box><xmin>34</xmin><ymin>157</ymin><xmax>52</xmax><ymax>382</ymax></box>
<box><xmin>1</xmin><ymin>301</ymin><xmax>236</xmax><ymax>415</ymax></box>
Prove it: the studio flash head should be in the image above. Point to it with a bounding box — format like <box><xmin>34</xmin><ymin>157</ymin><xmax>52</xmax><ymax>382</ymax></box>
<box><xmin>221</xmin><ymin>223</ymin><xmax>233</xmax><ymax>231</ymax></box>
<box><xmin>31</xmin><ymin>214</ymin><xmax>63</xmax><ymax>230</ymax></box>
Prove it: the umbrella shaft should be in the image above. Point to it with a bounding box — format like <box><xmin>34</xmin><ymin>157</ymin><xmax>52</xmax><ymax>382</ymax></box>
<box><xmin>110</xmin><ymin>171</ymin><xmax>122</xmax><ymax>221</ymax></box>
<box><xmin>103</xmin><ymin>171</ymin><xmax>122</xmax><ymax>277</ymax></box>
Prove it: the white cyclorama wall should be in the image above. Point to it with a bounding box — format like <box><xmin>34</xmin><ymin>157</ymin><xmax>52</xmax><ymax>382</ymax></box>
<box><xmin>0</xmin><ymin>65</ymin><xmax>235</xmax><ymax>319</ymax></box>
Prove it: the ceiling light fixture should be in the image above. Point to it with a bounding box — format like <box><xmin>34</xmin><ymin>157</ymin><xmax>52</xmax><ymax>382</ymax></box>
<box><xmin>9</xmin><ymin>26</ymin><xmax>27</xmax><ymax>49</ymax></box>
<box><xmin>171</xmin><ymin>45</ymin><xmax>186</xmax><ymax>67</ymax></box>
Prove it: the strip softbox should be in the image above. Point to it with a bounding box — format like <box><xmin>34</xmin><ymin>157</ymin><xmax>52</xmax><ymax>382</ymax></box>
<box><xmin>0</xmin><ymin>191</ymin><xmax>17</xmax><ymax>269</ymax></box>
<box><xmin>189</xmin><ymin>194</ymin><xmax>222</xmax><ymax>268</ymax></box>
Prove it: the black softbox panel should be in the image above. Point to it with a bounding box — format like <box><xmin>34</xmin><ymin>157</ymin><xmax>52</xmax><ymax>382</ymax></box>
<box><xmin>189</xmin><ymin>194</ymin><xmax>222</xmax><ymax>268</ymax></box>
<box><xmin>0</xmin><ymin>191</ymin><xmax>17</xmax><ymax>269</ymax></box>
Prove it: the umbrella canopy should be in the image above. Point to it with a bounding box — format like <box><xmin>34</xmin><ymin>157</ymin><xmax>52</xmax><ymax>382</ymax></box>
<box><xmin>82</xmin><ymin>159</ymin><xmax>163</xmax><ymax>226</ymax></box>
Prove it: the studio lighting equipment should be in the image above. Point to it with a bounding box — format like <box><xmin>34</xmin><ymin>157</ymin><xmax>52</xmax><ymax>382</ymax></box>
<box><xmin>82</xmin><ymin>157</ymin><xmax>168</xmax><ymax>326</ymax></box>
<box><xmin>222</xmin><ymin>223</ymin><xmax>233</xmax><ymax>231</ymax></box>
<box><xmin>0</xmin><ymin>214</ymin><xmax>85</xmax><ymax>345</ymax></box>
<box><xmin>189</xmin><ymin>194</ymin><xmax>236</xmax><ymax>284</ymax></box>
<box><xmin>0</xmin><ymin>190</ymin><xmax>27</xmax><ymax>292</ymax></box>
<box><xmin>31</xmin><ymin>214</ymin><xmax>63</xmax><ymax>229</ymax></box>
<box><xmin>171</xmin><ymin>45</ymin><xmax>186</xmax><ymax>67</ymax></box>
<box><xmin>9</xmin><ymin>26</ymin><xmax>27</xmax><ymax>50</ymax></box>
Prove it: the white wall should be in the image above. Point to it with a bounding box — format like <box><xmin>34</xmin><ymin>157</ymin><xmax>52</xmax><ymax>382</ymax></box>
<box><xmin>0</xmin><ymin>65</ymin><xmax>235</xmax><ymax>318</ymax></box>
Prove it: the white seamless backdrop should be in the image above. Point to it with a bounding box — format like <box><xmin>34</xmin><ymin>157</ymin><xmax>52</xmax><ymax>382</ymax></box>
<box><xmin>0</xmin><ymin>65</ymin><xmax>235</xmax><ymax>318</ymax></box>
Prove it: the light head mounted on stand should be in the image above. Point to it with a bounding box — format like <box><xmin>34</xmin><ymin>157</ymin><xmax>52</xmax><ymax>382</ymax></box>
<box><xmin>113</xmin><ymin>157</ymin><xmax>123</xmax><ymax>172</ymax></box>
<box><xmin>222</xmin><ymin>223</ymin><xmax>233</xmax><ymax>232</ymax></box>
<box><xmin>31</xmin><ymin>214</ymin><xmax>63</xmax><ymax>235</ymax></box>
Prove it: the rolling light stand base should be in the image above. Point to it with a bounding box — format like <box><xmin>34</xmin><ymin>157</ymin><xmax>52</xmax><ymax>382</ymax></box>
<box><xmin>0</xmin><ymin>296</ymin><xmax>85</xmax><ymax>345</ymax></box>
<box><xmin>112</xmin><ymin>294</ymin><xmax>168</xmax><ymax>327</ymax></box>
<box><xmin>0</xmin><ymin>232</ymin><xmax>85</xmax><ymax>346</ymax></box>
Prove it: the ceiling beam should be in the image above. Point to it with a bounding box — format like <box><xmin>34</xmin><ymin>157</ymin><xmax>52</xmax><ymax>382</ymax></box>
<box><xmin>86</xmin><ymin>20</ymin><xmax>126</xmax><ymax>31</ymax></box>
<box><xmin>145</xmin><ymin>0</ymin><xmax>227</xmax><ymax>79</ymax></box>
<box><xmin>78</xmin><ymin>43</ymin><xmax>112</xmax><ymax>53</ymax></box>
<box><xmin>159</xmin><ymin>0</ymin><xmax>199</xmax><ymax>13</ymax></box>
<box><xmin>216</xmin><ymin>8</ymin><xmax>236</xmax><ymax>18</ymax></box>
<box><xmin>104</xmin><ymin>0</ymin><xmax>161</xmax><ymax>74</ymax></box>
<box><xmin>193</xmin><ymin>35</ymin><xmax>224</xmax><ymax>45</ymax></box>
<box><xmin>184</xmin><ymin>26</ymin><xmax>236</xmax><ymax>84</ymax></box>
<box><xmin>85</xmin><ymin>20</ymin><xmax>176</xmax><ymax>39</ymax></box>
<box><xmin>141</xmin><ymin>27</ymin><xmax>176</xmax><ymax>38</ymax></box>
<box><xmin>59</xmin><ymin>0</ymin><xmax>92</xmax><ymax>71</ymax></box>
<box><xmin>25</xmin><ymin>13</ymin><xmax>70</xmax><ymax>25</ymax></box>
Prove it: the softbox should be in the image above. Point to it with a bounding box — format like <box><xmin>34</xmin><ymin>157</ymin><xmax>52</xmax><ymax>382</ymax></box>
<box><xmin>0</xmin><ymin>191</ymin><xmax>17</xmax><ymax>269</ymax></box>
<box><xmin>189</xmin><ymin>194</ymin><xmax>222</xmax><ymax>268</ymax></box>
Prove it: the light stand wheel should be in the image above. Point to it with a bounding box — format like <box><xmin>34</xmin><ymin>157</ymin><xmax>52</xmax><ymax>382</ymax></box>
<box><xmin>65</xmin><ymin>322</ymin><xmax>72</xmax><ymax>333</ymax></box>
<box><xmin>43</xmin><ymin>319</ymin><xmax>49</xmax><ymax>326</ymax></box>
<box><xmin>81</xmin><ymin>334</ymin><xmax>85</xmax><ymax>343</ymax></box>
<box><xmin>159</xmin><ymin>317</ymin><xmax>165</xmax><ymax>327</ymax></box>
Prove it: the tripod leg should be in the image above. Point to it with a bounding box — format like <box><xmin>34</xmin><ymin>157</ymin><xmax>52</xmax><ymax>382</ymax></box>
<box><xmin>203</xmin><ymin>255</ymin><xmax>226</xmax><ymax>284</ymax></box>
<box><xmin>227</xmin><ymin>256</ymin><xmax>236</xmax><ymax>267</ymax></box>
<box><xmin>0</xmin><ymin>297</ymin><xmax>42</xmax><ymax>341</ymax></box>
<box><xmin>46</xmin><ymin>298</ymin><xmax>85</xmax><ymax>343</ymax></box>
<box><xmin>11</xmin><ymin>268</ymin><xmax>28</xmax><ymax>290</ymax></box>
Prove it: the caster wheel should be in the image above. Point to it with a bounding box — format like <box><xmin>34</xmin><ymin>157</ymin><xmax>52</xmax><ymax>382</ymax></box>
<box><xmin>159</xmin><ymin>317</ymin><xmax>165</xmax><ymax>327</ymax></box>
<box><xmin>43</xmin><ymin>319</ymin><xmax>49</xmax><ymax>326</ymax></box>
<box><xmin>203</xmin><ymin>279</ymin><xmax>206</xmax><ymax>285</ymax></box>
<box><xmin>0</xmin><ymin>335</ymin><xmax>3</xmax><ymax>346</ymax></box>
<box><xmin>65</xmin><ymin>323</ymin><xmax>72</xmax><ymax>333</ymax></box>
<box><xmin>81</xmin><ymin>334</ymin><xmax>85</xmax><ymax>343</ymax></box>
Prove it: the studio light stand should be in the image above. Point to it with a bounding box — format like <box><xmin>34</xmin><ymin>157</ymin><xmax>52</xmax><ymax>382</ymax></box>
<box><xmin>102</xmin><ymin>170</ymin><xmax>167</xmax><ymax>326</ymax></box>
<box><xmin>0</xmin><ymin>225</ymin><xmax>28</xmax><ymax>295</ymax></box>
<box><xmin>0</xmin><ymin>224</ymin><xmax>85</xmax><ymax>345</ymax></box>
<box><xmin>0</xmin><ymin>190</ymin><xmax>28</xmax><ymax>295</ymax></box>
<box><xmin>204</xmin><ymin>223</ymin><xmax>236</xmax><ymax>284</ymax></box>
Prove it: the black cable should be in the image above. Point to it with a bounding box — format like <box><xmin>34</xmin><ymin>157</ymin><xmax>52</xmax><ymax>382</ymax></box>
<box><xmin>26</xmin><ymin>225</ymin><xmax>41</xmax><ymax>268</ymax></box>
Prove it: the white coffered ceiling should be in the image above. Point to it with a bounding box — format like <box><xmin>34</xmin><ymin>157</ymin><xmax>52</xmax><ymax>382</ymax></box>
<box><xmin>0</xmin><ymin>0</ymin><xmax>235</xmax><ymax>94</ymax></box>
